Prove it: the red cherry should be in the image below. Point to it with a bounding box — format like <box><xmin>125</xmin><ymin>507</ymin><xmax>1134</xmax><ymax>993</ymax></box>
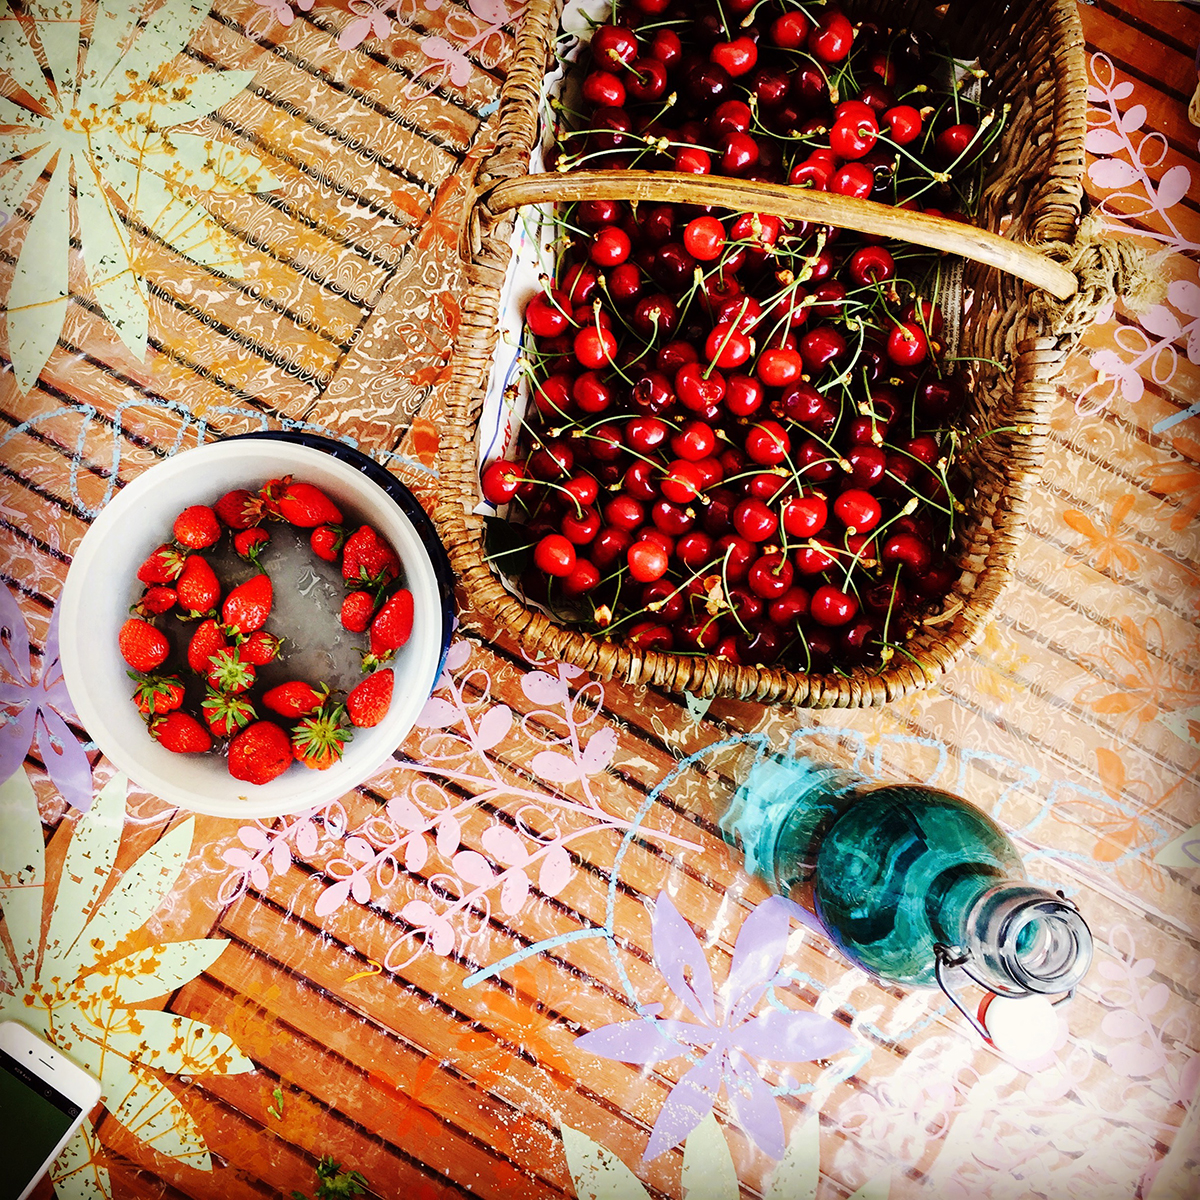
<box><xmin>582</xmin><ymin>69</ymin><xmax>626</xmax><ymax>108</ymax></box>
<box><xmin>648</xmin><ymin>27</ymin><xmax>686</xmax><ymax>65</ymax></box>
<box><xmin>532</xmin><ymin>374</ymin><xmax>573</xmax><ymax>420</ymax></box>
<box><xmin>746</xmin><ymin>471</ymin><xmax>787</xmax><ymax>502</ymax></box>
<box><xmin>627</xmin><ymin>620</ymin><xmax>674</xmax><ymax>651</ymax></box>
<box><xmin>715</xmin><ymin>534</ymin><xmax>755</xmax><ymax>582</ymax></box>
<box><xmin>590</xmin><ymin>226</ymin><xmax>631</xmax><ymax>267</ymax></box>
<box><xmin>591</xmin><ymin>525</ymin><xmax>633</xmax><ymax>569</ymax></box>
<box><xmin>810</xmin><ymin>583</ymin><xmax>859</xmax><ymax>626</ymax></box>
<box><xmin>733</xmin><ymin>497</ymin><xmax>779</xmax><ymax>543</ymax></box>
<box><xmin>671</xmin><ymin>419</ymin><xmax>718</xmax><ymax>462</ymax></box>
<box><xmin>623</xmin><ymin>460</ymin><xmax>659</xmax><ymax>502</ymax></box>
<box><xmin>573</xmin><ymin>371</ymin><xmax>615</xmax><ymax>414</ymax></box>
<box><xmin>676</xmin><ymin>363</ymin><xmax>726</xmax><ymax>413</ymax></box>
<box><xmin>562</xmin><ymin>504</ymin><xmax>602</xmax><ymax>545</ymax></box>
<box><xmin>626</xmin><ymin>56</ymin><xmax>669</xmax><ymax>101</ymax></box>
<box><xmin>481</xmin><ymin>459</ymin><xmax>527</xmax><ymax>504</ymax></box>
<box><xmin>651</xmin><ymin>499</ymin><xmax>696</xmax><ymax>536</ymax></box>
<box><xmin>846</xmin><ymin>444</ymin><xmax>887</xmax><ymax>487</ymax></box>
<box><xmin>592</xmin><ymin>24</ymin><xmax>639</xmax><ymax>70</ymax></box>
<box><xmin>789</xmin><ymin>155</ymin><xmax>833</xmax><ymax>191</ymax></box>
<box><xmin>608</xmin><ymin>261</ymin><xmax>644</xmax><ymax>302</ymax></box>
<box><xmin>768</xmin><ymin>586</ymin><xmax>810</xmax><ymax>626</ymax></box>
<box><xmin>882</xmin><ymin>531</ymin><xmax>933</xmax><ymax>575</ymax></box>
<box><xmin>829</xmin><ymin>111</ymin><xmax>878</xmax><ymax>160</ymax></box>
<box><xmin>562</xmin><ymin>558</ymin><xmax>601</xmax><ymax>595</ymax></box>
<box><xmin>886</xmin><ymin>321</ymin><xmax>929</xmax><ymax>367</ymax></box>
<box><xmin>799</xmin><ymin>325</ymin><xmax>847</xmax><ymax>372</ymax></box>
<box><xmin>744</xmin><ymin>420</ymin><xmax>790</xmax><ymax>466</ymax></box>
<box><xmin>884</xmin><ymin>104</ymin><xmax>923</xmax><ymax>145</ymax></box>
<box><xmin>709</xmin><ymin>99</ymin><xmax>753</xmax><ymax>136</ymax></box>
<box><xmin>628</xmin><ymin>539</ymin><xmax>670</xmax><ymax>583</ymax></box>
<box><xmin>574</xmin><ymin>325</ymin><xmax>617</xmax><ymax>369</ymax></box>
<box><xmin>633</xmin><ymin>294</ymin><xmax>679</xmax><ymax>337</ymax></box>
<box><xmin>936</xmin><ymin>123</ymin><xmax>977</xmax><ymax>159</ymax></box>
<box><xmin>770</xmin><ymin>11</ymin><xmax>811</xmax><ymax>48</ymax></box>
<box><xmin>756</xmin><ymin>348</ymin><xmax>803</xmax><ymax>389</ymax></box>
<box><xmin>719</xmin><ymin>132</ymin><xmax>760</xmax><ymax>176</ymax></box>
<box><xmin>830</xmin><ymin>162</ymin><xmax>873</xmax><ymax>198</ymax></box>
<box><xmin>848</xmin><ymin>245</ymin><xmax>895</xmax><ymax>285</ymax></box>
<box><xmin>807</xmin><ymin>11</ymin><xmax>853</xmax><ymax>63</ymax></box>
<box><xmin>603</xmin><ymin>494</ymin><xmax>645</xmax><ymax>531</ymax></box>
<box><xmin>627</xmin><ymin>415</ymin><xmax>670</xmax><ymax>455</ymax></box>
<box><xmin>631</xmin><ymin>370</ymin><xmax>676</xmax><ymax>415</ymax></box>
<box><xmin>724</xmin><ymin>373</ymin><xmax>765</xmax><ymax>417</ymax></box>
<box><xmin>793</xmin><ymin>540</ymin><xmax>836</xmax><ymax>575</ymax></box>
<box><xmin>795</xmin><ymin>437</ymin><xmax>836</xmax><ymax>482</ymax></box>
<box><xmin>683</xmin><ymin>215</ymin><xmax>726</xmax><ymax>262</ymax></box>
<box><xmin>705</xmin><ymin>325</ymin><xmax>752</xmax><ymax>370</ymax></box>
<box><xmin>534</xmin><ymin>534</ymin><xmax>576</xmax><ymax>577</ymax></box>
<box><xmin>833</xmin><ymin>488</ymin><xmax>882</xmax><ymax>533</ymax></box>
<box><xmin>561</xmin><ymin>262</ymin><xmax>599</xmax><ymax>304</ymax></box>
<box><xmin>747</xmin><ymin>552</ymin><xmax>794</xmax><ymax>599</ymax></box>
<box><xmin>661</xmin><ymin>459</ymin><xmax>707</xmax><ymax>504</ymax></box>
<box><xmin>711</xmin><ymin>36</ymin><xmax>758</xmax><ymax>77</ymax></box>
<box><xmin>674</xmin><ymin>144</ymin><xmax>712</xmax><ymax>174</ymax></box>
<box><xmin>677</xmin><ymin>530</ymin><xmax>714</xmax><ymax>569</ymax></box>
<box><xmin>782</xmin><ymin>495</ymin><xmax>827</xmax><ymax>538</ymax></box>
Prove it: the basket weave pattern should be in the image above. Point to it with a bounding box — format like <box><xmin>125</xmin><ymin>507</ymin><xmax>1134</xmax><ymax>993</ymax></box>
<box><xmin>437</xmin><ymin>0</ymin><xmax>1088</xmax><ymax>706</ymax></box>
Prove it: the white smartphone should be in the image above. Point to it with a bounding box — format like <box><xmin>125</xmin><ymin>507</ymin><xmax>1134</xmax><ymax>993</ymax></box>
<box><xmin>0</xmin><ymin>1021</ymin><xmax>103</xmax><ymax>1200</ymax></box>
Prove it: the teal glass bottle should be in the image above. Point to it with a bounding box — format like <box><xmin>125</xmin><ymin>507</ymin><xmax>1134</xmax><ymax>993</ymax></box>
<box><xmin>720</xmin><ymin>751</ymin><xmax>1092</xmax><ymax>1007</ymax></box>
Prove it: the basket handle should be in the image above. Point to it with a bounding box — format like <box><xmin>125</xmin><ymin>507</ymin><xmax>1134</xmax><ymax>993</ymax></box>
<box><xmin>480</xmin><ymin>170</ymin><xmax>1079</xmax><ymax>301</ymax></box>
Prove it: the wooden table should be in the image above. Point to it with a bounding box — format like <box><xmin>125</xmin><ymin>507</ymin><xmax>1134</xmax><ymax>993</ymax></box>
<box><xmin>1</xmin><ymin>1</ymin><xmax>1197</xmax><ymax>1197</ymax></box>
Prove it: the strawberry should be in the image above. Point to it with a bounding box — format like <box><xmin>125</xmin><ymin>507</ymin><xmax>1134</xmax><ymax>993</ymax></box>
<box><xmin>341</xmin><ymin>524</ymin><xmax>400</xmax><ymax>587</ymax></box>
<box><xmin>234</xmin><ymin>527</ymin><xmax>270</xmax><ymax>562</ymax></box>
<box><xmin>187</xmin><ymin>618</ymin><xmax>230</xmax><ymax>674</ymax></box>
<box><xmin>129</xmin><ymin>672</ymin><xmax>186</xmax><ymax>717</ymax></box>
<box><xmin>150</xmin><ymin>711</ymin><xmax>213</xmax><ymax>754</ymax></box>
<box><xmin>137</xmin><ymin>544</ymin><xmax>187</xmax><ymax>585</ymax></box>
<box><xmin>341</xmin><ymin>590</ymin><xmax>375</xmax><ymax>633</ymax></box>
<box><xmin>134</xmin><ymin>586</ymin><xmax>177</xmax><ymax>616</ymax></box>
<box><xmin>260</xmin><ymin>477</ymin><xmax>344</xmax><ymax>528</ymax></box>
<box><xmin>205</xmin><ymin>647</ymin><xmax>256</xmax><ymax>693</ymax></box>
<box><xmin>119</xmin><ymin>618</ymin><xmax>170</xmax><ymax>672</ymax></box>
<box><xmin>214</xmin><ymin>488</ymin><xmax>261</xmax><ymax>530</ymax></box>
<box><xmin>292</xmin><ymin>703</ymin><xmax>352</xmax><ymax>771</ymax></box>
<box><xmin>347</xmin><ymin>669</ymin><xmax>394</xmax><ymax>728</ymax></box>
<box><xmin>238</xmin><ymin>630</ymin><xmax>282</xmax><ymax>666</ymax></box>
<box><xmin>222</xmin><ymin>573</ymin><xmax>272</xmax><ymax>634</ymax></box>
<box><xmin>173</xmin><ymin>504</ymin><xmax>221</xmax><ymax>549</ymax></box>
<box><xmin>228</xmin><ymin>720</ymin><xmax>293</xmax><ymax>784</ymax></box>
<box><xmin>175</xmin><ymin>555</ymin><xmax>220</xmax><ymax>614</ymax></box>
<box><xmin>367</xmin><ymin>590</ymin><xmax>414</xmax><ymax>664</ymax></box>
<box><xmin>262</xmin><ymin>680</ymin><xmax>327</xmax><ymax>719</ymax></box>
<box><xmin>202</xmin><ymin>689</ymin><xmax>256</xmax><ymax>738</ymax></box>
<box><xmin>310</xmin><ymin>524</ymin><xmax>344</xmax><ymax>562</ymax></box>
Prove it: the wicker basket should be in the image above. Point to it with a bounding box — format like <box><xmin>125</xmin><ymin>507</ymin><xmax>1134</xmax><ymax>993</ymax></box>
<box><xmin>435</xmin><ymin>0</ymin><xmax>1088</xmax><ymax>706</ymax></box>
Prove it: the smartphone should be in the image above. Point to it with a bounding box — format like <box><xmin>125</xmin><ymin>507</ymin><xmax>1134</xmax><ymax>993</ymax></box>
<box><xmin>0</xmin><ymin>1021</ymin><xmax>103</xmax><ymax>1200</ymax></box>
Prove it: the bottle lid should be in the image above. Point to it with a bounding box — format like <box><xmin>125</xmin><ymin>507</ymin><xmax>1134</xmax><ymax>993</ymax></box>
<box><xmin>979</xmin><ymin>993</ymin><xmax>1061</xmax><ymax>1061</ymax></box>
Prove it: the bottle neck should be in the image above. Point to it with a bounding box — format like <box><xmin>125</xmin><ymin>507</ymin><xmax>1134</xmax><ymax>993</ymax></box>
<box><xmin>958</xmin><ymin>883</ymin><xmax>1093</xmax><ymax>997</ymax></box>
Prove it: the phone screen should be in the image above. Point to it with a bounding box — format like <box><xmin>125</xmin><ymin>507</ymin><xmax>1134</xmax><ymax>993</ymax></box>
<box><xmin>0</xmin><ymin>1047</ymin><xmax>84</xmax><ymax>1200</ymax></box>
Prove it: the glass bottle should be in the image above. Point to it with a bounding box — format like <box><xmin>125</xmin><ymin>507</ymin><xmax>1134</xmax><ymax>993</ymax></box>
<box><xmin>719</xmin><ymin>750</ymin><xmax>1092</xmax><ymax>1035</ymax></box>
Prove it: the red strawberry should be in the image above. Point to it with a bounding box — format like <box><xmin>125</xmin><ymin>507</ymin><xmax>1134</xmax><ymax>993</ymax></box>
<box><xmin>341</xmin><ymin>525</ymin><xmax>400</xmax><ymax>586</ymax></box>
<box><xmin>214</xmin><ymin>488</ymin><xmax>261</xmax><ymax>530</ymax></box>
<box><xmin>292</xmin><ymin>704</ymin><xmax>352</xmax><ymax>771</ymax></box>
<box><xmin>228</xmin><ymin>720</ymin><xmax>293</xmax><ymax>784</ymax></box>
<box><xmin>347</xmin><ymin>669</ymin><xmax>394</xmax><ymax>728</ymax></box>
<box><xmin>176</xmin><ymin>555</ymin><xmax>220</xmax><ymax>614</ymax></box>
<box><xmin>310</xmin><ymin>524</ymin><xmax>344</xmax><ymax>562</ymax></box>
<box><xmin>187</xmin><ymin>618</ymin><xmax>230</xmax><ymax>673</ymax></box>
<box><xmin>135</xmin><ymin>586</ymin><xmax>177</xmax><ymax>616</ymax></box>
<box><xmin>129</xmin><ymin>673</ymin><xmax>186</xmax><ymax>716</ymax></box>
<box><xmin>341</xmin><ymin>590</ymin><xmax>375</xmax><ymax>633</ymax></box>
<box><xmin>262</xmin><ymin>477</ymin><xmax>343</xmax><ymax>528</ymax></box>
<box><xmin>238</xmin><ymin>630</ymin><xmax>282</xmax><ymax>666</ymax></box>
<box><xmin>234</xmin><ymin>527</ymin><xmax>270</xmax><ymax>562</ymax></box>
<box><xmin>173</xmin><ymin>504</ymin><xmax>221</xmax><ymax>549</ymax></box>
<box><xmin>137</xmin><ymin>544</ymin><xmax>187</xmax><ymax>584</ymax></box>
<box><xmin>119</xmin><ymin>618</ymin><xmax>170</xmax><ymax>672</ymax></box>
<box><xmin>222</xmin><ymin>573</ymin><xmax>272</xmax><ymax>634</ymax></box>
<box><xmin>368</xmin><ymin>590</ymin><xmax>414</xmax><ymax>663</ymax></box>
<box><xmin>205</xmin><ymin>647</ymin><xmax>256</xmax><ymax>693</ymax></box>
<box><xmin>262</xmin><ymin>680</ymin><xmax>327</xmax><ymax>719</ymax></box>
<box><xmin>202</xmin><ymin>689</ymin><xmax>256</xmax><ymax>738</ymax></box>
<box><xmin>150</xmin><ymin>711</ymin><xmax>213</xmax><ymax>754</ymax></box>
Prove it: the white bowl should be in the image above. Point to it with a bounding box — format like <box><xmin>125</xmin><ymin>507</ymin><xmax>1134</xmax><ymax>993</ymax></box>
<box><xmin>60</xmin><ymin>437</ymin><xmax>452</xmax><ymax>818</ymax></box>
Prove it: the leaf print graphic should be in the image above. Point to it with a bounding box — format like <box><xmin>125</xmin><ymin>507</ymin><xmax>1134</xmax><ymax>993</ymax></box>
<box><xmin>0</xmin><ymin>0</ymin><xmax>278</xmax><ymax>391</ymax></box>
<box><xmin>0</xmin><ymin>769</ymin><xmax>254</xmax><ymax>1196</ymax></box>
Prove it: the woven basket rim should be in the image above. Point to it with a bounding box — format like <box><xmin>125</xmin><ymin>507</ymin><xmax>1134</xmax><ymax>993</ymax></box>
<box><xmin>434</xmin><ymin>0</ymin><xmax>1088</xmax><ymax>705</ymax></box>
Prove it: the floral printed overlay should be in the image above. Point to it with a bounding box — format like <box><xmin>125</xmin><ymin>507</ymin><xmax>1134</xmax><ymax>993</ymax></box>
<box><xmin>575</xmin><ymin>893</ymin><xmax>854</xmax><ymax>1161</ymax></box>
<box><xmin>0</xmin><ymin>0</ymin><xmax>278</xmax><ymax>392</ymax></box>
<box><xmin>0</xmin><ymin>769</ymin><xmax>253</xmax><ymax>1200</ymax></box>
<box><xmin>0</xmin><ymin>586</ymin><xmax>92</xmax><ymax>812</ymax></box>
<box><xmin>1076</xmin><ymin>53</ymin><xmax>1200</xmax><ymax>426</ymax></box>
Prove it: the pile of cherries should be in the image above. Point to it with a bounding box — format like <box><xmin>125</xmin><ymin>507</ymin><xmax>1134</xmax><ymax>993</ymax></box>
<box><xmin>482</xmin><ymin>0</ymin><xmax>1001</xmax><ymax>672</ymax></box>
